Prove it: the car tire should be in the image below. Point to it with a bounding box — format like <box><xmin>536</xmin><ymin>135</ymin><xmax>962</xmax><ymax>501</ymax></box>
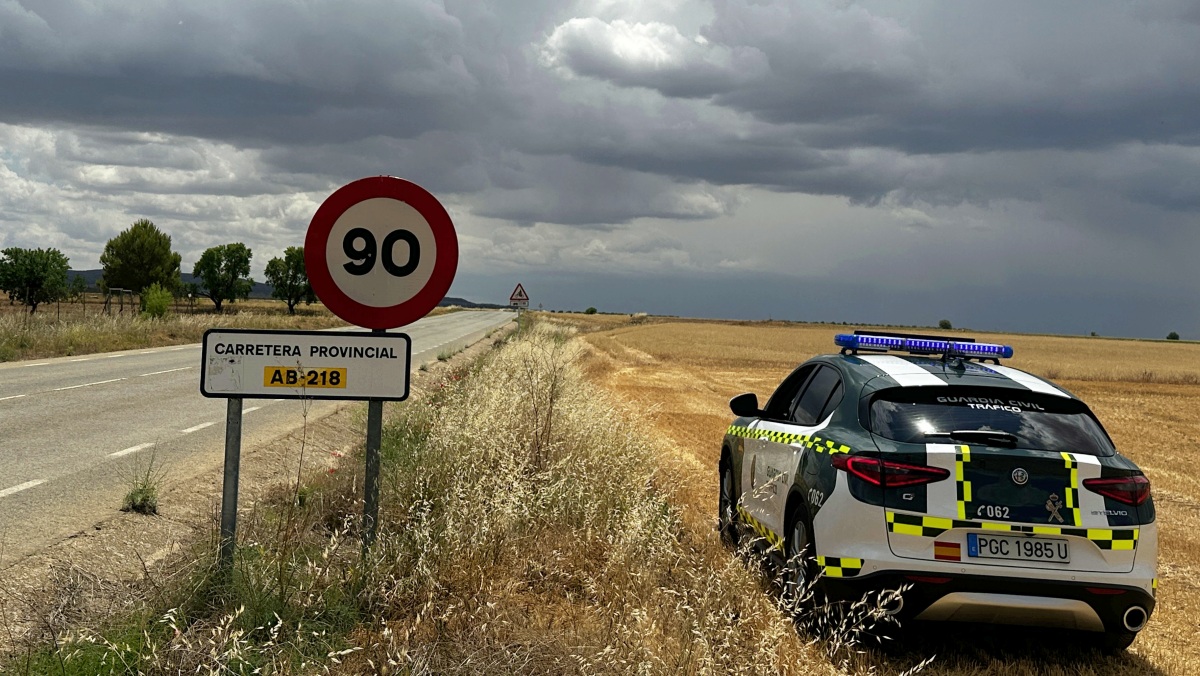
<box><xmin>782</xmin><ymin>502</ymin><xmax>820</xmax><ymax>606</ymax></box>
<box><xmin>718</xmin><ymin>462</ymin><xmax>740</xmax><ymax>549</ymax></box>
<box><xmin>1101</xmin><ymin>630</ymin><xmax>1136</xmax><ymax>654</ymax></box>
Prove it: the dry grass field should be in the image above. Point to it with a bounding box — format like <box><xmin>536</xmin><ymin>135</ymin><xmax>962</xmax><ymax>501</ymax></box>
<box><xmin>0</xmin><ymin>294</ymin><xmax>347</xmax><ymax>362</ymax></box>
<box><xmin>560</xmin><ymin>314</ymin><xmax>1200</xmax><ymax>675</ymax></box>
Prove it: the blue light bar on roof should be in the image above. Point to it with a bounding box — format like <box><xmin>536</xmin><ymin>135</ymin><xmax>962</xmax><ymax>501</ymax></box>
<box><xmin>835</xmin><ymin>333</ymin><xmax>1014</xmax><ymax>359</ymax></box>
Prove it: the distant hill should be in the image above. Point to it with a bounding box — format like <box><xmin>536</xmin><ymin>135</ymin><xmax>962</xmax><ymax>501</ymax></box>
<box><xmin>440</xmin><ymin>296</ymin><xmax>508</xmax><ymax>310</ymax></box>
<box><xmin>67</xmin><ymin>270</ymin><xmax>498</xmax><ymax>308</ymax></box>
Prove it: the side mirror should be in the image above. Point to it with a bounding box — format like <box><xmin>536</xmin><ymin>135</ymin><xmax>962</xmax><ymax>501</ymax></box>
<box><xmin>729</xmin><ymin>392</ymin><xmax>761</xmax><ymax>418</ymax></box>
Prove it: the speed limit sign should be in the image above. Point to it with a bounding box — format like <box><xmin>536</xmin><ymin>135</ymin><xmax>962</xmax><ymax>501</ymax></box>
<box><xmin>304</xmin><ymin>176</ymin><xmax>458</xmax><ymax>329</ymax></box>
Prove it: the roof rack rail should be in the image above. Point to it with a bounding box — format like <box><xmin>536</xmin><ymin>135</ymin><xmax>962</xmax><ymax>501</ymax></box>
<box><xmin>835</xmin><ymin>330</ymin><xmax>1013</xmax><ymax>363</ymax></box>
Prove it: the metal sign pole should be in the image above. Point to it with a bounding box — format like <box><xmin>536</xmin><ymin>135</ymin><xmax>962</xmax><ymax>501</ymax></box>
<box><xmin>219</xmin><ymin>397</ymin><xmax>244</xmax><ymax>575</ymax></box>
<box><xmin>363</xmin><ymin>328</ymin><xmax>385</xmax><ymax>551</ymax></box>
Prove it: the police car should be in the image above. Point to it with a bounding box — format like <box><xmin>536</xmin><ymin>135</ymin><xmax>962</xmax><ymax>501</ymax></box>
<box><xmin>717</xmin><ymin>331</ymin><xmax>1156</xmax><ymax>651</ymax></box>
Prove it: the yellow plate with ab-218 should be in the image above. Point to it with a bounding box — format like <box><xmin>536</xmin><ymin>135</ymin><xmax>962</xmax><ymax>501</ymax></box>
<box><xmin>263</xmin><ymin>366</ymin><xmax>347</xmax><ymax>389</ymax></box>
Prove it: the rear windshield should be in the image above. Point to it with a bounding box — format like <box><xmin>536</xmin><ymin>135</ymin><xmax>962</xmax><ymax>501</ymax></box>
<box><xmin>869</xmin><ymin>387</ymin><xmax>1115</xmax><ymax>456</ymax></box>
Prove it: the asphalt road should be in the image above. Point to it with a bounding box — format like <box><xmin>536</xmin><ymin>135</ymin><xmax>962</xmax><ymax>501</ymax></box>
<box><xmin>0</xmin><ymin>310</ymin><xmax>513</xmax><ymax>566</ymax></box>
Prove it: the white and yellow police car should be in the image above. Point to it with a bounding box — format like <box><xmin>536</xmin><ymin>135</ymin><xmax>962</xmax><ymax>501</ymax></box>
<box><xmin>718</xmin><ymin>331</ymin><xmax>1156</xmax><ymax>651</ymax></box>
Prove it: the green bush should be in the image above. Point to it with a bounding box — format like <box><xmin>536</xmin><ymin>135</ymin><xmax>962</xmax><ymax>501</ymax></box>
<box><xmin>141</xmin><ymin>282</ymin><xmax>172</xmax><ymax>318</ymax></box>
<box><xmin>1167</xmin><ymin>332</ymin><xmax>1180</xmax><ymax>340</ymax></box>
<box><xmin>121</xmin><ymin>449</ymin><xmax>165</xmax><ymax>515</ymax></box>
<box><xmin>938</xmin><ymin>319</ymin><xmax>953</xmax><ymax>330</ymax></box>
<box><xmin>584</xmin><ymin>307</ymin><xmax>597</xmax><ymax>315</ymax></box>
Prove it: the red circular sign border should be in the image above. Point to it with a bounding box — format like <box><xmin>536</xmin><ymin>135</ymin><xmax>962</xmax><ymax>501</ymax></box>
<box><xmin>305</xmin><ymin>176</ymin><xmax>458</xmax><ymax>329</ymax></box>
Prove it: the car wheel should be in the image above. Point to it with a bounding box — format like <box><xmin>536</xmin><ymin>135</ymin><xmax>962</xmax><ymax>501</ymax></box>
<box><xmin>718</xmin><ymin>463</ymin><xmax>739</xmax><ymax>548</ymax></box>
<box><xmin>1101</xmin><ymin>630</ymin><xmax>1136</xmax><ymax>654</ymax></box>
<box><xmin>782</xmin><ymin>503</ymin><xmax>819</xmax><ymax>605</ymax></box>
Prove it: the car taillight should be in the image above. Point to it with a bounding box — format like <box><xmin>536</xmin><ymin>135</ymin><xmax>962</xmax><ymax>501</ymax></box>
<box><xmin>1083</xmin><ymin>475</ymin><xmax>1151</xmax><ymax>506</ymax></box>
<box><xmin>832</xmin><ymin>454</ymin><xmax>951</xmax><ymax>488</ymax></box>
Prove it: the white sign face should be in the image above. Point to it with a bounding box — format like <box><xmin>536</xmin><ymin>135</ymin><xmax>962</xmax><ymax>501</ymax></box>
<box><xmin>510</xmin><ymin>300</ymin><xmax>529</xmax><ymax>308</ymax></box>
<box><xmin>325</xmin><ymin>197</ymin><xmax>438</xmax><ymax>309</ymax></box>
<box><xmin>200</xmin><ymin>329</ymin><xmax>411</xmax><ymax>401</ymax></box>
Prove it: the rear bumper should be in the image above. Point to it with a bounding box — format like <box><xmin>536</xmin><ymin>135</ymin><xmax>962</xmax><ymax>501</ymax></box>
<box><xmin>824</xmin><ymin>571</ymin><xmax>1154</xmax><ymax>634</ymax></box>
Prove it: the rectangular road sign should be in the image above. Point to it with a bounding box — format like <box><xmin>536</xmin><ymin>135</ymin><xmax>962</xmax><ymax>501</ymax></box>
<box><xmin>200</xmin><ymin>329</ymin><xmax>411</xmax><ymax>401</ymax></box>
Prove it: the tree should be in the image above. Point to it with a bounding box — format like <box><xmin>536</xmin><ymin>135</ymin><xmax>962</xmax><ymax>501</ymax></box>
<box><xmin>141</xmin><ymin>282</ymin><xmax>173</xmax><ymax>318</ymax></box>
<box><xmin>100</xmin><ymin>219</ymin><xmax>182</xmax><ymax>293</ymax></box>
<box><xmin>584</xmin><ymin>307</ymin><xmax>598</xmax><ymax>315</ymax></box>
<box><xmin>193</xmin><ymin>243</ymin><xmax>253</xmax><ymax>312</ymax></box>
<box><xmin>0</xmin><ymin>247</ymin><xmax>70</xmax><ymax>313</ymax></box>
<box><xmin>1167</xmin><ymin>332</ymin><xmax>1180</xmax><ymax>341</ymax></box>
<box><xmin>264</xmin><ymin>246</ymin><xmax>315</xmax><ymax>315</ymax></box>
<box><xmin>69</xmin><ymin>274</ymin><xmax>88</xmax><ymax>304</ymax></box>
<box><xmin>938</xmin><ymin>319</ymin><xmax>953</xmax><ymax>330</ymax></box>
<box><xmin>177</xmin><ymin>281</ymin><xmax>200</xmax><ymax>311</ymax></box>
<box><xmin>0</xmin><ymin>254</ymin><xmax>13</xmax><ymax>303</ymax></box>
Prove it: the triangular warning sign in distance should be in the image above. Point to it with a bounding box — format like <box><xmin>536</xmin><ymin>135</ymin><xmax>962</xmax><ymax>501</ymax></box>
<box><xmin>510</xmin><ymin>283</ymin><xmax>529</xmax><ymax>302</ymax></box>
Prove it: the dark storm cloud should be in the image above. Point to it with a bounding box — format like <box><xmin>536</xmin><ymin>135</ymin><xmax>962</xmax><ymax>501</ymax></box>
<box><xmin>471</xmin><ymin>154</ymin><xmax>739</xmax><ymax>226</ymax></box>
<box><xmin>258</xmin><ymin>133</ymin><xmax>494</xmax><ymax>196</ymax></box>
<box><xmin>8</xmin><ymin>0</ymin><xmax>1200</xmax><ymax>222</ymax></box>
<box><xmin>528</xmin><ymin>0</ymin><xmax>1200</xmax><ymax>230</ymax></box>
<box><xmin>2</xmin><ymin>0</ymin><xmax>1200</xmax><ymax>337</ymax></box>
<box><xmin>569</xmin><ymin>1</ymin><xmax>1200</xmax><ymax>153</ymax></box>
<box><xmin>0</xmin><ymin>0</ymin><xmax>512</xmax><ymax>145</ymax></box>
<box><xmin>535</xmin><ymin>1</ymin><xmax>1200</xmax><ymax>219</ymax></box>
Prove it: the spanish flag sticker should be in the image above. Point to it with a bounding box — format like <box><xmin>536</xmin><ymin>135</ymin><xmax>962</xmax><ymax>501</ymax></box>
<box><xmin>934</xmin><ymin>541</ymin><xmax>962</xmax><ymax>561</ymax></box>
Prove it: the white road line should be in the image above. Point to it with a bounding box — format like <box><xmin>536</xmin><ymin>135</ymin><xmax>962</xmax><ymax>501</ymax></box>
<box><xmin>140</xmin><ymin>350</ymin><xmax>157</xmax><ymax>354</ymax></box>
<box><xmin>53</xmin><ymin>377</ymin><xmax>126</xmax><ymax>391</ymax></box>
<box><xmin>181</xmin><ymin>421</ymin><xmax>216</xmax><ymax>434</ymax></box>
<box><xmin>109</xmin><ymin>442</ymin><xmax>154</xmax><ymax>458</ymax></box>
<box><xmin>138</xmin><ymin>367</ymin><xmax>192</xmax><ymax>377</ymax></box>
<box><xmin>244</xmin><ymin>406</ymin><xmax>262</xmax><ymax>413</ymax></box>
<box><xmin>0</xmin><ymin>394</ymin><xmax>26</xmax><ymax>402</ymax></box>
<box><xmin>69</xmin><ymin>358</ymin><xmax>92</xmax><ymax>362</ymax></box>
<box><xmin>0</xmin><ymin>480</ymin><xmax>45</xmax><ymax>498</ymax></box>
<box><xmin>103</xmin><ymin>354</ymin><xmax>125</xmax><ymax>359</ymax></box>
<box><xmin>167</xmin><ymin>346</ymin><xmax>191</xmax><ymax>351</ymax></box>
<box><xmin>21</xmin><ymin>363</ymin><xmax>50</xmax><ymax>368</ymax></box>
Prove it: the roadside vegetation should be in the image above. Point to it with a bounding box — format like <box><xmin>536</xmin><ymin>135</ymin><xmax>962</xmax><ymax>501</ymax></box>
<box><xmin>119</xmin><ymin>449</ymin><xmax>168</xmax><ymax>516</ymax></box>
<box><xmin>0</xmin><ymin>298</ymin><xmax>348</xmax><ymax>363</ymax></box>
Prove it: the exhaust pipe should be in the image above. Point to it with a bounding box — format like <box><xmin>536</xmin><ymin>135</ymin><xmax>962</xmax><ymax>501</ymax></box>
<box><xmin>883</xmin><ymin>594</ymin><xmax>905</xmax><ymax>617</ymax></box>
<box><xmin>1123</xmin><ymin>606</ymin><xmax>1148</xmax><ymax>632</ymax></box>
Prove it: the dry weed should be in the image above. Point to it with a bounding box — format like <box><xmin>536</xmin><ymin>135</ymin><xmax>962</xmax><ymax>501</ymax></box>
<box><xmin>0</xmin><ymin>310</ymin><xmax>348</xmax><ymax>362</ymax></box>
<box><xmin>340</xmin><ymin>324</ymin><xmax>825</xmax><ymax>674</ymax></box>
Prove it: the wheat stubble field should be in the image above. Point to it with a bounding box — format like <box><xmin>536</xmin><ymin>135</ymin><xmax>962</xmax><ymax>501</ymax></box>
<box><xmin>566</xmin><ymin>314</ymin><xmax>1200</xmax><ymax>675</ymax></box>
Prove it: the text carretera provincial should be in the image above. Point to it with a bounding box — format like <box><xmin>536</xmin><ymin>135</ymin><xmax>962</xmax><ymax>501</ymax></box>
<box><xmin>213</xmin><ymin>343</ymin><xmax>399</xmax><ymax>359</ymax></box>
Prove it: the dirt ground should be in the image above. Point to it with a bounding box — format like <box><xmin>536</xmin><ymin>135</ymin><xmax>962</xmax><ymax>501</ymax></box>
<box><xmin>0</xmin><ymin>326</ymin><xmax>509</xmax><ymax>657</ymax></box>
<box><xmin>563</xmin><ymin>314</ymin><xmax>1199</xmax><ymax>675</ymax></box>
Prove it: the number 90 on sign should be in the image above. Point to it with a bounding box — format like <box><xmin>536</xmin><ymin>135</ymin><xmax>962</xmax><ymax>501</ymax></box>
<box><xmin>264</xmin><ymin>366</ymin><xmax>347</xmax><ymax>389</ymax></box>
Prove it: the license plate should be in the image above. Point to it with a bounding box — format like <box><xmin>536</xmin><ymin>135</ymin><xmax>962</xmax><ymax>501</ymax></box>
<box><xmin>967</xmin><ymin>533</ymin><xmax>1070</xmax><ymax>563</ymax></box>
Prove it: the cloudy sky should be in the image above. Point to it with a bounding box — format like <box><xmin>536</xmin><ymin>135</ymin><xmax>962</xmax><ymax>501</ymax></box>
<box><xmin>2</xmin><ymin>0</ymin><xmax>1198</xmax><ymax>338</ymax></box>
